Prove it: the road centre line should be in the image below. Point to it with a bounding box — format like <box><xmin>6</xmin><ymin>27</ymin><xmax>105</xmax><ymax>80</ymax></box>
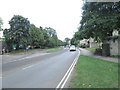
<box><xmin>56</xmin><ymin>50</ymin><xmax>80</xmax><ymax>89</ymax></box>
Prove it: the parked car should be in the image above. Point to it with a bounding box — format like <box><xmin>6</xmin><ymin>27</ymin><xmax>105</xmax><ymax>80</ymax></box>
<box><xmin>69</xmin><ymin>45</ymin><xmax>76</xmax><ymax>51</ymax></box>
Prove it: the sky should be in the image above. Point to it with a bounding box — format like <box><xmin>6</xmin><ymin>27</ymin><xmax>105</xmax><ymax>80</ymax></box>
<box><xmin>0</xmin><ymin>0</ymin><xmax>83</xmax><ymax>40</ymax></box>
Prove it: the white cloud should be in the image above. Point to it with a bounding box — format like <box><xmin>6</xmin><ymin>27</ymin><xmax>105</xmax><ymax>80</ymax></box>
<box><xmin>0</xmin><ymin>0</ymin><xmax>83</xmax><ymax>40</ymax></box>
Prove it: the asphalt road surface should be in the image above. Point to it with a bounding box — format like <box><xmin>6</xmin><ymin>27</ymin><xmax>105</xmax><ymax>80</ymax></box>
<box><xmin>2</xmin><ymin>49</ymin><xmax>79</xmax><ymax>88</ymax></box>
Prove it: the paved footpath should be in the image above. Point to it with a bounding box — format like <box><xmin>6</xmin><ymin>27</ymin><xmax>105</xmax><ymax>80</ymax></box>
<box><xmin>79</xmin><ymin>48</ymin><xmax>119</xmax><ymax>63</ymax></box>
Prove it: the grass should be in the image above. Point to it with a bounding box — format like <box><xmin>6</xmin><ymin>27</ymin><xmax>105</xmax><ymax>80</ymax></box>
<box><xmin>46</xmin><ymin>47</ymin><xmax>62</xmax><ymax>53</ymax></box>
<box><xmin>69</xmin><ymin>55</ymin><xmax>119</xmax><ymax>88</ymax></box>
<box><xmin>86</xmin><ymin>47</ymin><xmax>96</xmax><ymax>53</ymax></box>
<box><xmin>7</xmin><ymin>49</ymin><xmax>26</xmax><ymax>55</ymax></box>
<box><xmin>8</xmin><ymin>49</ymin><xmax>39</xmax><ymax>55</ymax></box>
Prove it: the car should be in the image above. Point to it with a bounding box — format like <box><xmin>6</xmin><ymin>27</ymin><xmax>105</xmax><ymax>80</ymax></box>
<box><xmin>69</xmin><ymin>45</ymin><xmax>76</xmax><ymax>51</ymax></box>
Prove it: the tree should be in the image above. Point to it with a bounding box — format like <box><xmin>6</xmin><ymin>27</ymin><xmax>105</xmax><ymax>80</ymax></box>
<box><xmin>76</xmin><ymin>2</ymin><xmax>120</xmax><ymax>42</ymax></box>
<box><xmin>3</xmin><ymin>15</ymin><xmax>60</xmax><ymax>51</ymax></box>
<box><xmin>44</xmin><ymin>27</ymin><xmax>59</xmax><ymax>47</ymax></box>
<box><xmin>45</xmin><ymin>27</ymin><xmax>57</xmax><ymax>37</ymax></box>
<box><xmin>64</xmin><ymin>37</ymin><xmax>70</xmax><ymax>46</ymax></box>
<box><xmin>3</xmin><ymin>28</ymin><xmax>13</xmax><ymax>51</ymax></box>
<box><xmin>70</xmin><ymin>37</ymin><xmax>79</xmax><ymax>46</ymax></box>
<box><xmin>29</xmin><ymin>24</ymin><xmax>44</xmax><ymax>48</ymax></box>
<box><xmin>4</xmin><ymin>15</ymin><xmax>30</xmax><ymax>50</ymax></box>
<box><xmin>0</xmin><ymin>17</ymin><xmax>3</xmax><ymax>31</ymax></box>
<box><xmin>58</xmin><ymin>39</ymin><xmax>64</xmax><ymax>46</ymax></box>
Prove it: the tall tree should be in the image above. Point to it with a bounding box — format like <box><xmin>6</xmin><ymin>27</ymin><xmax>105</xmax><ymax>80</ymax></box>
<box><xmin>0</xmin><ymin>17</ymin><xmax>3</xmax><ymax>31</ymax></box>
<box><xmin>44</xmin><ymin>27</ymin><xmax>58</xmax><ymax>47</ymax></box>
<box><xmin>29</xmin><ymin>24</ymin><xmax>44</xmax><ymax>48</ymax></box>
<box><xmin>64</xmin><ymin>37</ymin><xmax>70</xmax><ymax>45</ymax></box>
<box><xmin>4</xmin><ymin>15</ymin><xmax>30</xmax><ymax>50</ymax></box>
<box><xmin>77</xmin><ymin>2</ymin><xmax>120</xmax><ymax>42</ymax></box>
<box><xmin>70</xmin><ymin>37</ymin><xmax>79</xmax><ymax>46</ymax></box>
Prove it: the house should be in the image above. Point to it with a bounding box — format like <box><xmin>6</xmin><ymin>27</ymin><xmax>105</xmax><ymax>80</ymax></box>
<box><xmin>89</xmin><ymin>38</ymin><xmax>101</xmax><ymax>48</ymax></box>
<box><xmin>79</xmin><ymin>39</ymin><xmax>89</xmax><ymax>48</ymax></box>
<box><xmin>79</xmin><ymin>38</ymin><xmax>100</xmax><ymax>48</ymax></box>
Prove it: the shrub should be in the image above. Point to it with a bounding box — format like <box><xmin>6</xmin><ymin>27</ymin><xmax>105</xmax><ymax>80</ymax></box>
<box><xmin>94</xmin><ymin>48</ymin><xmax>102</xmax><ymax>55</ymax></box>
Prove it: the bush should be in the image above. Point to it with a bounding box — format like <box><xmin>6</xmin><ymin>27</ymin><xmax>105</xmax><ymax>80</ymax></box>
<box><xmin>102</xmin><ymin>43</ymin><xmax>110</xmax><ymax>56</ymax></box>
<box><xmin>80</xmin><ymin>44</ymin><xmax>87</xmax><ymax>48</ymax></box>
<box><xmin>94</xmin><ymin>48</ymin><xmax>102</xmax><ymax>55</ymax></box>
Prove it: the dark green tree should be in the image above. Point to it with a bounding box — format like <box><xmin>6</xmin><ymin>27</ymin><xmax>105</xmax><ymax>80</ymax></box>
<box><xmin>29</xmin><ymin>24</ymin><xmax>44</xmax><ymax>48</ymax></box>
<box><xmin>0</xmin><ymin>17</ymin><xmax>3</xmax><ymax>31</ymax></box>
<box><xmin>4</xmin><ymin>15</ymin><xmax>30</xmax><ymax>50</ymax></box>
<box><xmin>44</xmin><ymin>27</ymin><xmax>59</xmax><ymax>47</ymax></box>
<box><xmin>64</xmin><ymin>37</ymin><xmax>70</xmax><ymax>45</ymax></box>
<box><xmin>76</xmin><ymin>2</ymin><xmax>120</xmax><ymax>42</ymax></box>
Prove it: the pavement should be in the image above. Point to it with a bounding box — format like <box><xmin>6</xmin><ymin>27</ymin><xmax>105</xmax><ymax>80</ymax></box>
<box><xmin>79</xmin><ymin>48</ymin><xmax>119</xmax><ymax>63</ymax></box>
<box><xmin>1</xmin><ymin>48</ymin><xmax>80</xmax><ymax>88</ymax></box>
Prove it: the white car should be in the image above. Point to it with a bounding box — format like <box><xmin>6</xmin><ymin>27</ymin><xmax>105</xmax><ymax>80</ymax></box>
<box><xmin>69</xmin><ymin>45</ymin><xmax>76</xmax><ymax>51</ymax></box>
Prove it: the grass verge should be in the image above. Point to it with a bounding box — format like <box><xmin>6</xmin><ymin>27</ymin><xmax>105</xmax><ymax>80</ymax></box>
<box><xmin>86</xmin><ymin>48</ymin><xmax>96</xmax><ymax>53</ymax></box>
<box><xmin>7</xmin><ymin>49</ymin><xmax>26</xmax><ymax>55</ymax></box>
<box><xmin>46</xmin><ymin>47</ymin><xmax>62</xmax><ymax>53</ymax></box>
<box><xmin>69</xmin><ymin>55</ymin><xmax>119</xmax><ymax>88</ymax></box>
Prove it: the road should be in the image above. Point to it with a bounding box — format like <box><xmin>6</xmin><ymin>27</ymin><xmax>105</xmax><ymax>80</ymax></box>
<box><xmin>1</xmin><ymin>48</ymin><xmax>80</xmax><ymax>88</ymax></box>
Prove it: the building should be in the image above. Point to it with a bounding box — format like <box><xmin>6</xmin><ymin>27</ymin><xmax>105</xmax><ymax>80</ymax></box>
<box><xmin>89</xmin><ymin>38</ymin><xmax>101</xmax><ymax>48</ymax></box>
<box><xmin>79</xmin><ymin>38</ymin><xmax>100</xmax><ymax>48</ymax></box>
<box><xmin>79</xmin><ymin>39</ymin><xmax>89</xmax><ymax>48</ymax></box>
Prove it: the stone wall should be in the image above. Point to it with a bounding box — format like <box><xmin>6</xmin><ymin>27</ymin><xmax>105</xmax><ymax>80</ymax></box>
<box><xmin>109</xmin><ymin>38</ymin><xmax>119</xmax><ymax>56</ymax></box>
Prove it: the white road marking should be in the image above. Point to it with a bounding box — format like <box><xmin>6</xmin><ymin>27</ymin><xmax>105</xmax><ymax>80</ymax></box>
<box><xmin>0</xmin><ymin>77</ymin><xmax>2</xmax><ymax>78</ymax></box>
<box><xmin>61</xmin><ymin>51</ymin><xmax>80</xmax><ymax>88</ymax></box>
<box><xmin>56</xmin><ymin>49</ymin><xmax>80</xmax><ymax>89</ymax></box>
<box><xmin>22</xmin><ymin>65</ymin><xmax>34</xmax><ymax>70</ymax></box>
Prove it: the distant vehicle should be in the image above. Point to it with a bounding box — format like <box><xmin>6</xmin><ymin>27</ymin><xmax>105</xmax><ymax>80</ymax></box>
<box><xmin>69</xmin><ymin>45</ymin><xmax>76</xmax><ymax>51</ymax></box>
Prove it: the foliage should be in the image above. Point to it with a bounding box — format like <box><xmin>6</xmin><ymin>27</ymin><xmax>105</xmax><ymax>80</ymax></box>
<box><xmin>72</xmin><ymin>2</ymin><xmax>120</xmax><ymax>43</ymax></box>
<box><xmin>94</xmin><ymin>48</ymin><xmax>102</xmax><ymax>55</ymax></box>
<box><xmin>29</xmin><ymin>24</ymin><xmax>44</xmax><ymax>48</ymax></box>
<box><xmin>70</xmin><ymin>37</ymin><xmax>79</xmax><ymax>46</ymax></box>
<box><xmin>3</xmin><ymin>15</ymin><xmax>30</xmax><ymax>50</ymax></box>
<box><xmin>58</xmin><ymin>39</ymin><xmax>64</xmax><ymax>46</ymax></box>
<box><xmin>0</xmin><ymin>17</ymin><xmax>3</xmax><ymax>31</ymax></box>
<box><xmin>3</xmin><ymin>15</ymin><xmax>63</xmax><ymax>51</ymax></box>
<box><xmin>3</xmin><ymin>29</ymin><xmax>13</xmax><ymax>51</ymax></box>
<box><xmin>64</xmin><ymin>37</ymin><xmax>70</xmax><ymax>46</ymax></box>
<box><xmin>44</xmin><ymin>27</ymin><xmax>59</xmax><ymax>48</ymax></box>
